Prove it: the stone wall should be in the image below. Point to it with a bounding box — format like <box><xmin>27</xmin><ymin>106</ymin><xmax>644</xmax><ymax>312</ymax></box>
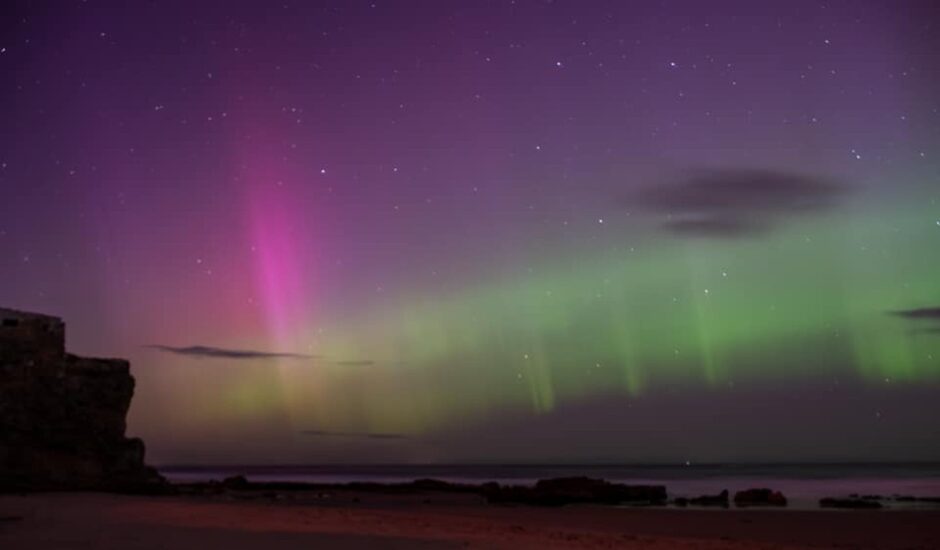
<box><xmin>0</xmin><ymin>308</ymin><xmax>165</xmax><ymax>492</ymax></box>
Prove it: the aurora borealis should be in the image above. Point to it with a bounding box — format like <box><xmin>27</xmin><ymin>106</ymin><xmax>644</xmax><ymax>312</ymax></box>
<box><xmin>2</xmin><ymin>0</ymin><xmax>939</xmax><ymax>464</ymax></box>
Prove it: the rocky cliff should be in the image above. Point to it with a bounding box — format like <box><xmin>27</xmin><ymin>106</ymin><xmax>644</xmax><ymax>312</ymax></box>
<box><xmin>0</xmin><ymin>307</ymin><xmax>165</xmax><ymax>492</ymax></box>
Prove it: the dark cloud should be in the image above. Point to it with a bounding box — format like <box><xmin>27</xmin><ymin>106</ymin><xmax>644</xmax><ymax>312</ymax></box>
<box><xmin>147</xmin><ymin>345</ymin><xmax>379</xmax><ymax>365</ymax></box>
<box><xmin>147</xmin><ymin>345</ymin><xmax>314</xmax><ymax>360</ymax></box>
<box><xmin>632</xmin><ymin>168</ymin><xmax>846</xmax><ymax>237</ymax></box>
<box><xmin>890</xmin><ymin>307</ymin><xmax>940</xmax><ymax>336</ymax></box>
<box><xmin>300</xmin><ymin>430</ymin><xmax>408</xmax><ymax>440</ymax></box>
<box><xmin>891</xmin><ymin>307</ymin><xmax>940</xmax><ymax>320</ymax></box>
<box><xmin>332</xmin><ymin>360</ymin><xmax>375</xmax><ymax>367</ymax></box>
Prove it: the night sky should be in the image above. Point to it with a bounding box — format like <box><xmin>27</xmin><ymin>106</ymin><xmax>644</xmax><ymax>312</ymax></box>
<box><xmin>2</xmin><ymin>1</ymin><xmax>939</xmax><ymax>464</ymax></box>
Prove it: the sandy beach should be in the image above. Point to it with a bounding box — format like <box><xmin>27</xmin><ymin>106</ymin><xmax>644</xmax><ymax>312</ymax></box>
<box><xmin>3</xmin><ymin>492</ymin><xmax>940</xmax><ymax>549</ymax></box>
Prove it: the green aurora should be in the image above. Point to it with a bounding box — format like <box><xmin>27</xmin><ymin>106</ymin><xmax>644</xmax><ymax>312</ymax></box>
<box><xmin>193</xmin><ymin>190</ymin><xmax>940</xmax><ymax>438</ymax></box>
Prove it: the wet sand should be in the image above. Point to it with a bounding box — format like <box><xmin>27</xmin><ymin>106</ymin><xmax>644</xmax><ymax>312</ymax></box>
<box><xmin>2</xmin><ymin>492</ymin><xmax>940</xmax><ymax>549</ymax></box>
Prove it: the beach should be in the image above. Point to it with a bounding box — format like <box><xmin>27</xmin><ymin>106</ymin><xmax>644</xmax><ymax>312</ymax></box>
<box><xmin>3</xmin><ymin>492</ymin><xmax>940</xmax><ymax>549</ymax></box>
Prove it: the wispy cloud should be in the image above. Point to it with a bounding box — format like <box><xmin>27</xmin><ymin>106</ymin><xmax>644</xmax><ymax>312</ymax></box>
<box><xmin>300</xmin><ymin>430</ymin><xmax>408</xmax><ymax>440</ymax></box>
<box><xmin>890</xmin><ymin>306</ymin><xmax>940</xmax><ymax>336</ymax></box>
<box><xmin>147</xmin><ymin>344</ymin><xmax>380</xmax><ymax>366</ymax></box>
<box><xmin>890</xmin><ymin>307</ymin><xmax>940</xmax><ymax>320</ymax></box>
<box><xmin>332</xmin><ymin>359</ymin><xmax>375</xmax><ymax>367</ymax></box>
<box><xmin>631</xmin><ymin>168</ymin><xmax>846</xmax><ymax>238</ymax></box>
<box><xmin>147</xmin><ymin>345</ymin><xmax>314</xmax><ymax>360</ymax></box>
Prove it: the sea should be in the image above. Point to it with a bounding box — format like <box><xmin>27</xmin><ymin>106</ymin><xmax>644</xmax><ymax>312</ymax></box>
<box><xmin>159</xmin><ymin>463</ymin><xmax>940</xmax><ymax>510</ymax></box>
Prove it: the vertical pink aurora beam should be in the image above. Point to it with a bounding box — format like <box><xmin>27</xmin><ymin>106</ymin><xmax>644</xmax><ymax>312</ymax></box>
<box><xmin>242</xmin><ymin>157</ymin><xmax>316</xmax><ymax>352</ymax></box>
<box><xmin>249</xmin><ymin>191</ymin><xmax>303</xmax><ymax>348</ymax></box>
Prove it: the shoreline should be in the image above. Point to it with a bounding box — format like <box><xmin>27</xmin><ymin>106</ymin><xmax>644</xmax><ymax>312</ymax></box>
<box><xmin>158</xmin><ymin>462</ymin><xmax>940</xmax><ymax>511</ymax></box>
<box><xmin>165</xmin><ymin>474</ymin><xmax>940</xmax><ymax>511</ymax></box>
<box><xmin>3</xmin><ymin>491</ymin><xmax>940</xmax><ymax>549</ymax></box>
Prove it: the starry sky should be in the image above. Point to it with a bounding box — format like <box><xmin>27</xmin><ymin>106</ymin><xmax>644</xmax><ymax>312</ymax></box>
<box><xmin>2</xmin><ymin>0</ymin><xmax>940</xmax><ymax>464</ymax></box>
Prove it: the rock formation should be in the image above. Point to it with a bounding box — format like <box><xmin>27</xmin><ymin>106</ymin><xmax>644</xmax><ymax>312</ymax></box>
<box><xmin>482</xmin><ymin>476</ymin><xmax>667</xmax><ymax>506</ymax></box>
<box><xmin>0</xmin><ymin>307</ymin><xmax>165</xmax><ymax>493</ymax></box>
<box><xmin>819</xmin><ymin>497</ymin><xmax>883</xmax><ymax>509</ymax></box>
<box><xmin>733</xmin><ymin>488</ymin><xmax>788</xmax><ymax>507</ymax></box>
<box><xmin>674</xmin><ymin>489</ymin><xmax>730</xmax><ymax>507</ymax></box>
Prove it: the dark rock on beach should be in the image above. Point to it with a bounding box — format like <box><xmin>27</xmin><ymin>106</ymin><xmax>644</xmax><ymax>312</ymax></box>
<box><xmin>820</xmin><ymin>497</ymin><xmax>883</xmax><ymax>509</ymax></box>
<box><xmin>848</xmin><ymin>493</ymin><xmax>885</xmax><ymax>501</ymax></box>
<box><xmin>894</xmin><ymin>495</ymin><xmax>940</xmax><ymax>504</ymax></box>
<box><xmin>483</xmin><ymin>476</ymin><xmax>667</xmax><ymax>506</ymax></box>
<box><xmin>675</xmin><ymin>490</ymin><xmax>729</xmax><ymax>507</ymax></box>
<box><xmin>222</xmin><ymin>475</ymin><xmax>250</xmax><ymax>490</ymax></box>
<box><xmin>181</xmin><ymin>477</ymin><xmax>482</xmax><ymax>498</ymax></box>
<box><xmin>0</xmin><ymin>307</ymin><xmax>167</xmax><ymax>493</ymax></box>
<box><xmin>187</xmin><ymin>475</ymin><xmax>667</xmax><ymax>507</ymax></box>
<box><xmin>734</xmin><ymin>488</ymin><xmax>787</xmax><ymax>507</ymax></box>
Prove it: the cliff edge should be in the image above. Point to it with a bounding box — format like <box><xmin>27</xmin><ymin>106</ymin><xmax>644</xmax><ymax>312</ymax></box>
<box><xmin>0</xmin><ymin>307</ymin><xmax>166</xmax><ymax>493</ymax></box>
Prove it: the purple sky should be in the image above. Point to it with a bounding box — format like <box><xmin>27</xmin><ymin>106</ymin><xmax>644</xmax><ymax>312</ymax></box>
<box><xmin>2</xmin><ymin>1</ymin><xmax>939</xmax><ymax>464</ymax></box>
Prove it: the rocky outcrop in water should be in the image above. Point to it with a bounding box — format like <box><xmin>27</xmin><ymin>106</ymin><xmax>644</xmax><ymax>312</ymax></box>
<box><xmin>483</xmin><ymin>476</ymin><xmax>667</xmax><ymax>506</ymax></box>
<box><xmin>674</xmin><ymin>489</ymin><xmax>729</xmax><ymax>507</ymax></box>
<box><xmin>185</xmin><ymin>476</ymin><xmax>667</xmax><ymax>507</ymax></box>
<box><xmin>734</xmin><ymin>488</ymin><xmax>787</xmax><ymax>507</ymax></box>
<box><xmin>820</xmin><ymin>497</ymin><xmax>882</xmax><ymax>509</ymax></box>
<box><xmin>0</xmin><ymin>308</ymin><xmax>166</xmax><ymax>493</ymax></box>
